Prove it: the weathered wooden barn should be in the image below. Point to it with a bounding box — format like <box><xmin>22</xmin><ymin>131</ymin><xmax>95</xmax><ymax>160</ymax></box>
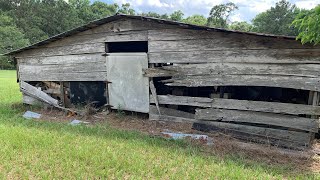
<box><xmin>6</xmin><ymin>14</ymin><xmax>320</xmax><ymax>149</ymax></box>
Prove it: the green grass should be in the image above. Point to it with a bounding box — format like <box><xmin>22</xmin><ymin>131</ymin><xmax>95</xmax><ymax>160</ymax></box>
<box><xmin>0</xmin><ymin>70</ymin><xmax>318</xmax><ymax>179</ymax></box>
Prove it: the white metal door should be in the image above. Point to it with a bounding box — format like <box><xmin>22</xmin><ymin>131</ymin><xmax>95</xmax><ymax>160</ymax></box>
<box><xmin>106</xmin><ymin>53</ymin><xmax>149</xmax><ymax>113</ymax></box>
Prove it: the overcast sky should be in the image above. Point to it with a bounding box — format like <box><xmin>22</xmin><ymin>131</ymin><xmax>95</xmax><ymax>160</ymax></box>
<box><xmin>95</xmin><ymin>0</ymin><xmax>319</xmax><ymax>22</ymax></box>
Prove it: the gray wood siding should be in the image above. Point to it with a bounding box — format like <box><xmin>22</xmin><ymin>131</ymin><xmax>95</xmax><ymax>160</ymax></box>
<box><xmin>15</xmin><ymin>18</ymin><xmax>168</xmax><ymax>81</ymax></box>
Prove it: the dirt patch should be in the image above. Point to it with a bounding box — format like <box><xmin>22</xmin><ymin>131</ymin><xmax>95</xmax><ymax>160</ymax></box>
<box><xmin>34</xmin><ymin>108</ymin><xmax>320</xmax><ymax>173</ymax></box>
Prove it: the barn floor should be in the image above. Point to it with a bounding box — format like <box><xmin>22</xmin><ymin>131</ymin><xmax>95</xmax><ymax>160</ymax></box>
<box><xmin>33</xmin><ymin>108</ymin><xmax>320</xmax><ymax>172</ymax></box>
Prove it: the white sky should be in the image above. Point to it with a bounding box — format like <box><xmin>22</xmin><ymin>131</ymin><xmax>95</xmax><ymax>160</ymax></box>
<box><xmin>100</xmin><ymin>0</ymin><xmax>320</xmax><ymax>22</ymax></box>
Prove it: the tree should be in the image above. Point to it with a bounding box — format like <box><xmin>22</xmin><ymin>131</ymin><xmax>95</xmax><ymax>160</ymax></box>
<box><xmin>207</xmin><ymin>2</ymin><xmax>238</xmax><ymax>28</ymax></box>
<box><xmin>292</xmin><ymin>5</ymin><xmax>320</xmax><ymax>44</ymax></box>
<box><xmin>252</xmin><ymin>0</ymin><xmax>299</xmax><ymax>36</ymax></box>
<box><xmin>229</xmin><ymin>21</ymin><xmax>253</xmax><ymax>32</ymax></box>
<box><xmin>170</xmin><ymin>10</ymin><xmax>184</xmax><ymax>21</ymax></box>
<box><xmin>117</xmin><ymin>3</ymin><xmax>135</xmax><ymax>15</ymax></box>
<box><xmin>90</xmin><ymin>1</ymin><xmax>118</xmax><ymax>19</ymax></box>
<box><xmin>0</xmin><ymin>11</ymin><xmax>29</xmax><ymax>69</ymax></box>
<box><xmin>183</xmin><ymin>15</ymin><xmax>207</xmax><ymax>26</ymax></box>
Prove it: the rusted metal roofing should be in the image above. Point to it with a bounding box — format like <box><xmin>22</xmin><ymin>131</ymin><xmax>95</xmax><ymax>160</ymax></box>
<box><xmin>5</xmin><ymin>14</ymin><xmax>297</xmax><ymax>56</ymax></box>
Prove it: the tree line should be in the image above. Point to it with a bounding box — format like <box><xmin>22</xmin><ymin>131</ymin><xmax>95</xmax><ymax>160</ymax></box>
<box><xmin>0</xmin><ymin>0</ymin><xmax>319</xmax><ymax>69</ymax></box>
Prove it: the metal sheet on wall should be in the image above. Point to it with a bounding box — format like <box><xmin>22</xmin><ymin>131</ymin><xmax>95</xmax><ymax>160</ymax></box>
<box><xmin>107</xmin><ymin>53</ymin><xmax>149</xmax><ymax>113</ymax></box>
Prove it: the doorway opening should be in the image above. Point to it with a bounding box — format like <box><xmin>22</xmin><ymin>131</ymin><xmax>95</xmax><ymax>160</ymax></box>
<box><xmin>106</xmin><ymin>41</ymin><xmax>148</xmax><ymax>53</ymax></box>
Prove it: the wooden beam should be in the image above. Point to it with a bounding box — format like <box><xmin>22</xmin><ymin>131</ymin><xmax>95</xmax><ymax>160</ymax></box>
<box><xmin>195</xmin><ymin>108</ymin><xmax>318</xmax><ymax>133</ymax></box>
<box><xmin>149</xmin><ymin>80</ymin><xmax>161</xmax><ymax>115</ymax></box>
<box><xmin>163</xmin><ymin>75</ymin><xmax>320</xmax><ymax>91</ymax></box>
<box><xmin>148</xmin><ymin>50</ymin><xmax>320</xmax><ymax>64</ymax></box>
<box><xmin>144</xmin><ymin>63</ymin><xmax>320</xmax><ymax>78</ymax></box>
<box><xmin>150</xmin><ymin>95</ymin><xmax>320</xmax><ymax>115</ymax></box>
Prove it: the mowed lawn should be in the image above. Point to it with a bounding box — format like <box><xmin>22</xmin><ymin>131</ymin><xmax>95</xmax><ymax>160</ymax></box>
<box><xmin>0</xmin><ymin>70</ymin><xmax>318</xmax><ymax>179</ymax></box>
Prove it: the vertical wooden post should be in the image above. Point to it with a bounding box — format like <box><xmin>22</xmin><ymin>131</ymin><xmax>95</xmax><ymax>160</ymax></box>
<box><xmin>60</xmin><ymin>81</ymin><xmax>65</xmax><ymax>108</ymax></box>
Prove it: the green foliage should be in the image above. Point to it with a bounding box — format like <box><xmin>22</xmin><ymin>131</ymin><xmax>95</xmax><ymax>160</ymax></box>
<box><xmin>170</xmin><ymin>10</ymin><xmax>184</xmax><ymax>21</ymax></box>
<box><xmin>228</xmin><ymin>21</ymin><xmax>253</xmax><ymax>32</ymax></box>
<box><xmin>252</xmin><ymin>0</ymin><xmax>299</xmax><ymax>36</ymax></box>
<box><xmin>0</xmin><ymin>11</ymin><xmax>29</xmax><ymax>69</ymax></box>
<box><xmin>207</xmin><ymin>2</ymin><xmax>238</xmax><ymax>28</ymax></box>
<box><xmin>292</xmin><ymin>5</ymin><xmax>320</xmax><ymax>44</ymax></box>
<box><xmin>117</xmin><ymin>3</ymin><xmax>135</xmax><ymax>15</ymax></box>
<box><xmin>183</xmin><ymin>15</ymin><xmax>207</xmax><ymax>26</ymax></box>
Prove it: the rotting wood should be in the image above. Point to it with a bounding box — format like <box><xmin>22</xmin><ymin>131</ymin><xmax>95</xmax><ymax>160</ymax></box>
<box><xmin>192</xmin><ymin>122</ymin><xmax>310</xmax><ymax>149</ymax></box>
<box><xmin>195</xmin><ymin>108</ymin><xmax>318</xmax><ymax>133</ymax></box>
<box><xmin>16</xmin><ymin>43</ymin><xmax>105</xmax><ymax>58</ymax></box>
<box><xmin>150</xmin><ymin>95</ymin><xmax>320</xmax><ymax>115</ymax></box>
<box><xmin>149</xmin><ymin>39</ymin><xmax>320</xmax><ymax>52</ymax></box>
<box><xmin>144</xmin><ymin>63</ymin><xmax>320</xmax><ymax>78</ymax></box>
<box><xmin>19</xmin><ymin>62</ymin><xmax>107</xmax><ymax>81</ymax></box>
<box><xmin>148</xmin><ymin>29</ymin><xmax>318</xmax><ymax>49</ymax></box>
<box><xmin>20</xmin><ymin>81</ymin><xmax>77</xmax><ymax>113</ymax></box>
<box><xmin>77</xmin><ymin>19</ymin><xmax>176</xmax><ymax>36</ymax></box>
<box><xmin>149</xmin><ymin>105</ymin><xmax>196</xmax><ymax>123</ymax></box>
<box><xmin>60</xmin><ymin>81</ymin><xmax>65</xmax><ymax>107</ymax></box>
<box><xmin>43</xmin><ymin>31</ymin><xmax>148</xmax><ymax>48</ymax></box>
<box><xmin>20</xmin><ymin>81</ymin><xmax>59</xmax><ymax>106</ymax></box>
<box><xmin>149</xmin><ymin>105</ymin><xmax>311</xmax><ymax>147</ymax></box>
<box><xmin>22</xmin><ymin>94</ymin><xmax>44</xmax><ymax>106</ymax></box>
<box><xmin>163</xmin><ymin>75</ymin><xmax>320</xmax><ymax>91</ymax></box>
<box><xmin>17</xmin><ymin>53</ymin><xmax>105</xmax><ymax>65</ymax></box>
<box><xmin>148</xmin><ymin>50</ymin><xmax>320</xmax><ymax>64</ymax></box>
<box><xmin>149</xmin><ymin>80</ymin><xmax>161</xmax><ymax>115</ymax></box>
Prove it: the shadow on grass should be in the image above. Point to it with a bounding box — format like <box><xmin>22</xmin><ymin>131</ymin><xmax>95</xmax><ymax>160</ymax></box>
<box><xmin>0</xmin><ymin>103</ymin><xmax>318</xmax><ymax>178</ymax></box>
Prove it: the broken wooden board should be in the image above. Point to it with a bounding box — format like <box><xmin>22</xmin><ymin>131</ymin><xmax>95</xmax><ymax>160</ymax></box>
<box><xmin>149</xmin><ymin>49</ymin><xmax>320</xmax><ymax>64</ymax></box>
<box><xmin>163</xmin><ymin>75</ymin><xmax>320</xmax><ymax>91</ymax></box>
<box><xmin>192</xmin><ymin>122</ymin><xmax>311</xmax><ymax>149</ymax></box>
<box><xmin>148</xmin><ymin>29</ymin><xmax>318</xmax><ymax>49</ymax></box>
<box><xmin>22</xmin><ymin>94</ymin><xmax>44</xmax><ymax>106</ymax></box>
<box><xmin>20</xmin><ymin>81</ymin><xmax>59</xmax><ymax>106</ymax></box>
<box><xmin>150</xmin><ymin>95</ymin><xmax>320</xmax><ymax>116</ymax></box>
<box><xmin>145</xmin><ymin>63</ymin><xmax>320</xmax><ymax>78</ymax></box>
<box><xmin>149</xmin><ymin>105</ymin><xmax>197</xmax><ymax>123</ymax></box>
<box><xmin>195</xmin><ymin>108</ymin><xmax>318</xmax><ymax>133</ymax></box>
<box><xmin>149</xmin><ymin>105</ymin><xmax>312</xmax><ymax>148</ymax></box>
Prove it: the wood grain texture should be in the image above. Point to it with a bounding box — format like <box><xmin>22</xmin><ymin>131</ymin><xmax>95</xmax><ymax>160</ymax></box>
<box><xmin>19</xmin><ymin>62</ymin><xmax>107</xmax><ymax>81</ymax></box>
<box><xmin>150</xmin><ymin>95</ymin><xmax>320</xmax><ymax>115</ymax></box>
<box><xmin>148</xmin><ymin>29</ymin><xmax>318</xmax><ymax>49</ymax></box>
<box><xmin>18</xmin><ymin>53</ymin><xmax>105</xmax><ymax>65</ymax></box>
<box><xmin>148</xmin><ymin>50</ymin><xmax>320</xmax><ymax>64</ymax></box>
<box><xmin>43</xmin><ymin>31</ymin><xmax>148</xmax><ymax>48</ymax></box>
<box><xmin>16</xmin><ymin>43</ymin><xmax>105</xmax><ymax>58</ymax></box>
<box><xmin>163</xmin><ymin>75</ymin><xmax>320</xmax><ymax>91</ymax></box>
<box><xmin>149</xmin><ymin>105</ymin><xmax>311</xmax><ymax>147</ymax></box>
<box><xmin>195</xmin><ymin>108</ymin><xmax>318</xmax><ymax>132</ymax></box>
<box><xmin>145</xmin><ymin>63</ymin><xmax>320</xmax><ymax>77</ymax></box>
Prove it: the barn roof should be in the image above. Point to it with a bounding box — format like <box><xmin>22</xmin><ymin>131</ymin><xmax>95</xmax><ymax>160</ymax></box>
<box><xmin>5</xmin><ymin>14</ymin><xmax>296</xmax><ymax>56</ymax></box>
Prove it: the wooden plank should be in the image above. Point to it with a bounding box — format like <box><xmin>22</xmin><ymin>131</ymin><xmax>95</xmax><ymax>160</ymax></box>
<box><xmin>149</xmin><ymin>38</ymin><xmax>320</xmax><ymax>52</ymax></box>
<box><xmin>148</xmin><ymin>50</ymin><xmax>320</xmax><ymax>64</ymax></box>
<box><xmin>149</xmin><ymin>105</ymin><xmax>196</xmax><ymax>123</ymax></box>
<box><xmin>195</xmin><ymin>108</ymin><xmax>318</xmax><ymax>132</ymax></box>
<box><xmin>20</xmin><ymin>81</ymin><xmax>59</xmax><ymax>106</ymax></box>
<box><xmin>17</xmin><ymin>54</ymin><xmax>105</xmax><ymax>65</ymax></box>
<box><xmin>150</xmin><ymin>95</ymin><xmax>212</xmax><ymax>108</ymax></box>
<box><xmin>19</xmin><ymin>62</ymin><xmax>107</xmax><ymax>81</ymax></box>
<box><xmin>148</xmin><ymin>29</ymin><xmax>318</xmax><ymax>49</ymax></box>
<box><xmin>163</xmin><ymin>75</ymin><xmax>320</xmax><ymax>91</ymax></box>
<box><xmin>150</xmin><ymin>95</ymin><xmax>320</xmax><ymax>115</ymax></box>
<box><xmin>149</xmin><ymin>80</ymin><xmax>161</xmax><ymax>115</ymax></box>
<box><xmin>16</xmin><ymin>43</ymin><xmax>105</xmax><ymax>58</ymax></box>
<box><xmin>145</xmin><ymin>63</ymin><xmax>320</xmax><ymax>78</ymax></box>
<box><xmin>22</xmin><ymin>94</ymin><xmax>44</xmax><ymax>106</ymax></box>
<box><xmin>149</xmin><ymin>105</ymin><xmax>311</xmax><ymax>147</ymax></box>
<box><xmin>78</xmin><ymin>19</ymin><xmax>176</xmax><ymax>35</ymax></box>
<box><xmin>192</xmin><ymin>122</ymin><xmax>311</xmax><ymax>149</ymax></box>
<box><xmin>43</xmin><ymin>31</ymin><xmax>147</xmax><ymax>48</ymax></box>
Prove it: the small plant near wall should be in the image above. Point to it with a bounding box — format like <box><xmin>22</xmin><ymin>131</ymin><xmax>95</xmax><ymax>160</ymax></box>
<box><xmin>116</xmin><ymin>104</ymin><xmax>125</xmax><ymax>118</ymax></box>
